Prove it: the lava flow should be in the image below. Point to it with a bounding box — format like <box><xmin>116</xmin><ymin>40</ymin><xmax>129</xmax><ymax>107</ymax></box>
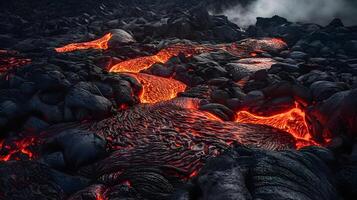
<box><xmin>126</xmin><ymin>73</ymin><xmax>187</xmax><ymax>104</ymax></box>
<box><xmin>109</xmin><ymin>44</ymin><xmax>210</xmax><ymax>73</ymax></box>
<box><xmin>81</xmin><ymin>98</ymin><xmax>298</xmax><ymax>177</ymax></box>
<box><xmin>55</xmin><ymin>33</ymin><xmax>113</xmax><ymax>53</ymax></box>
<box><xmin>0</xmin><ymin>137</ymin><xmax>36</xmax><ymax>162</ymax></box>
<box><xmin>235</xmin><ymin>104</ymin><xmax>319</xmax><ymax>148</ymax></box>
<box><xmin>0</xmin><ymin>49</ymin><xmax>31</xmax><ymax>73</ymax></box>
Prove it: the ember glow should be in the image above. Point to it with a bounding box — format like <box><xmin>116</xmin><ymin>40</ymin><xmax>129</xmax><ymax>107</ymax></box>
<box><xmin>0</xmin><ymin>137</ymin><xmax>35</xmax><ymax>162</ymax></box>
<box><xmin>125</xmin><ymin>73</ymin><xmax>187</xmax><ymax>104</ymax></box>
<box><xmin>0</xmin><ymin>50</ymin><xmax>31</xmax><ymax>73</ymax></box>
<box><xmin>235</xmin><ymin>104</ymin><xmax>319</xmax><ymax>148</ymax></box>
<box><xmin>55</xmin><ymin>33</ymin><xmax>113</xmax><ymax>53</ymax></box>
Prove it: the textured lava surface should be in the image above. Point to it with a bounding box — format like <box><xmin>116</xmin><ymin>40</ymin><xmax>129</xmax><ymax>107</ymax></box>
<box><xmin>73</xmin><ymin>98</ymin><xmax>296</xmax><ymax>178</ymax></box>
<box><xmin>125</xmin><ymin>73</ymin><xmax>187</xmax><ymax>104</ymax></box>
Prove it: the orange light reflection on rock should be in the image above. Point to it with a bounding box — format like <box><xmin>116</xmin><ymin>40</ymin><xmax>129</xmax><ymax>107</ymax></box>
<box><xmin>55</xmin><ymin>33</ymin><xmax>113</xmax><ymax>53</ymax></box>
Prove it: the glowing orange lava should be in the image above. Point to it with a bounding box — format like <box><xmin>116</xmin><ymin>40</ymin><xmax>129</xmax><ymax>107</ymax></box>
<box><xmin>55</xmin><ymin>33</ymin><xmax>113</xmax><ymax>53</ymax></box>
<box><xmin>235</xmin><ymin>104</ymin><xmax>318</xmax><ymax>148</ymax></box>
<box><xmin>109</xmin><ymin>44</ymin><xmax>210</xmax><ymax>73</ymax></box>
<box><xmin>125</xmin><ymin>73</ymin><xmax>187</xmax><ymax>104</ymax></box>
<box><xmin>108</xmin><ymin>38</ymin><xmax>287</xmax><ymax>73</ymax></box>
<box><xmin>0</xmin><ymin>137</ymin><xmax>35</xmax><ymax>162</ymax></box>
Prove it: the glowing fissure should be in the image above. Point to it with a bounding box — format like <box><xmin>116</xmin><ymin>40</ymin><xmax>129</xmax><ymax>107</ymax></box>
<box><xmin>55</xmin><ymin>33</ymin><xmax>113</xmax><ymax>53</ymax></box>
<box><xmin>0</xmin><ymin>137</ymin><xmax>35</xmax><ymax>162</ymax></box>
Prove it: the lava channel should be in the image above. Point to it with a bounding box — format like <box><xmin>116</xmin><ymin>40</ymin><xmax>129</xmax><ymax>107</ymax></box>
<box><xmin>55</xmin><ymin>33</ymin><xmax>113</xmax><ymax>53</ymax></box>
<box><xmin>235</xmin><ymin>104</ymin><xmax>320</xmax><ymax>149</ymax></box>
<box><xmin>109</xmin><ymin>44</ymin><xmax>211</xmax><ymax>73</ymax></box>
<box><xmin>125</xmin><ymin>73</ymin><xmax>187</xmax><ymax>104</ymax></box>
<box><xmin>77</xmin><ymin>98</ymin><xmax>299</xmax><ymax>177</ymax></box>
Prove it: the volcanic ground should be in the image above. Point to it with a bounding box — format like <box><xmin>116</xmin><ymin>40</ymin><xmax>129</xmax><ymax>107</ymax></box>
<box><xmin>0</xmin><ymin>0</ymin><xmax>357</xmax><ymax>200</ymax></box>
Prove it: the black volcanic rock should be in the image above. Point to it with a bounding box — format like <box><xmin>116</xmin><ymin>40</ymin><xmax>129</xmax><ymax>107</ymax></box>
<box><xmin>0</xmin><ymin>0</ymin><xmax>356</xmax><ymax>199</ymax></box>
<box><xmin>0</xmin><ymin>161</ymin><xmax>65</xmax><ymax>199</ymax></box>
<box><xmin>65</xmin><ymin>86</ymin><xmax>113</xmax><ymax>119</ymax></box>
<box><xmin>174</xmin><ymin>145</ymin><xmax>340</xmax><ymax>200</ymax></box>
<box><xmin>310</xmin><ymin>81</ymin><xmax>349</xmax><ymax>102</ymax></box>
<box><xmin>326</xmin><ymin>18</ymin><xmax>345</xmax><ymax>28</ymax></box>
<box><xmin>43</xmin><ymin>129</ymin><xmax>107</xmax><ymax>169</ymax></box>
<box><xmin>256</xmin><ymin>15</ymin><xmax>290</xmax><ymax>28</ymax></box>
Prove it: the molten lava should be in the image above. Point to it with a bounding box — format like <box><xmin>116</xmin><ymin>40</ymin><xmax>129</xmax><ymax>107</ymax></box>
<box><xmin>125</xmin><ymin>73</ymin><xmax>187</xmax><ymax>104</ymax></box>
<box><xmin>235</xmin><ymin>104</ymin><xmax>318</xmax><ymax>148</ymax></box>
<box><xmin>81</xmin><ymin>98</ymin><xmax>298</xmax><ymax>178</ymax></box>
<box><xmin>109</xmin><ymin>44</ymin><xmax>210</xmax><ymax>73</ymax></box>
<box><xmin>108</xmin><ymin>38</ymin><xmax>287</xmax><ymax>73</ymax></box>
<box><xmin>0</xmin><ymin>49</ymin><xmax>31</xmax><ymax>73</ymax></box>
<box><xmin>0</xmin><ymin>137</ymin><xmax>35</xmax><ymax>162</ymax></box>
<box><xmin>55</xmin><ymin>33</ymin><xmax>113</xmax><ymax>53</ymax></box>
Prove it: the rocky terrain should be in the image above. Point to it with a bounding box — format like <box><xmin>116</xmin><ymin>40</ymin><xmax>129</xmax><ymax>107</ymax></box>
<box><xmin>0</xmin><ymin>0</ymin><xmax>356</xmax><ymax>199</ymax></box>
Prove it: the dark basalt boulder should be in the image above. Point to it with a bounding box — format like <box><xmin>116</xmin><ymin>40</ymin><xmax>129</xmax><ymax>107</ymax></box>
<box><xmin>310</xmin><ymin>81</ymin><xmax>349</xmax><ymax>102</ymax></box>
<box><xmin>32</xmin><ymin>70</ymin><xmax>71</xmax><ymax>91</ymax></box>
<box><xmin>308</xmin><ymin>89</ymin><xmax>357</xmax><ymax>140</ymax></box>
<box><xmin>43</xmin><ymin>129</ymin><xmax>107</xmax><ymax>169</ymax></box>
<box><xmin>28</xmin><ymin>94</ymin><xmax>64</xmax><ymax>123</ymax></box>
<box><xmin>65</xmin><ymin>86</ymin><xmax>113</xmax><ymax>119</ymax></box>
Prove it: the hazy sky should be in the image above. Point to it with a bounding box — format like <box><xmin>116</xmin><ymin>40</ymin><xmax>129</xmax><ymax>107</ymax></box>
<box><xmin>219</xmin><ymin>0</ymin><xmax>357</xmax><ymax>28</ymax></box>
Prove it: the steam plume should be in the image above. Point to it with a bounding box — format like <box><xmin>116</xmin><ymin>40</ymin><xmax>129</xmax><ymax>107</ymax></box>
<box><xmin>218</xmin><ymin>0</ymin><xmax>357</xmax><ymax>28</ymax></box>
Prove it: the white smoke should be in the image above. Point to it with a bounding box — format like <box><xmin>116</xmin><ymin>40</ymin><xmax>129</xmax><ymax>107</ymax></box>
<box><xmin>220</xmin><ymin>0</ymin><xmax>357</xmax><ymax>28</ymax></box>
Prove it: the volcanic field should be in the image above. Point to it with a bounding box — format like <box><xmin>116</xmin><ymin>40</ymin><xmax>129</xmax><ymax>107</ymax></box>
<box><xmin>0</xmin><ymin>0</ymin><xmax>357</xmax><ymax>200</ymax></box>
